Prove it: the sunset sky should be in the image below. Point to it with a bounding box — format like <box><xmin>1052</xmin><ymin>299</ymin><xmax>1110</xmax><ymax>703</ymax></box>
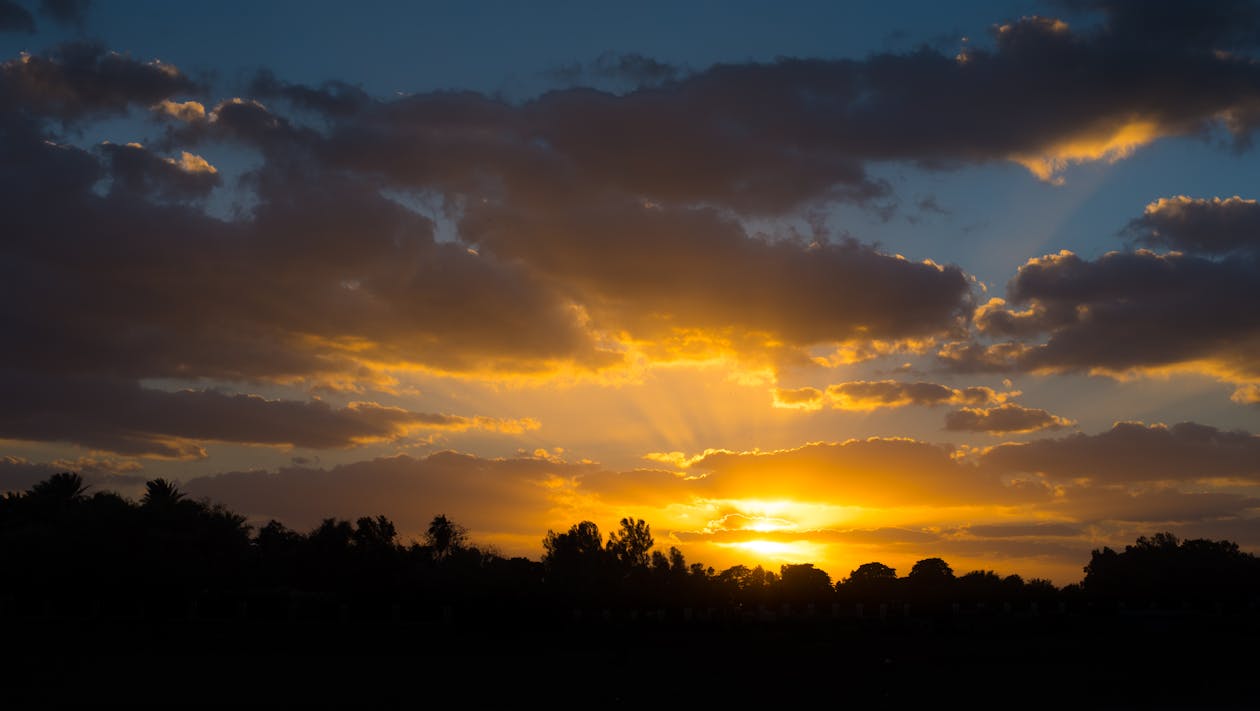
<box><xmin>3</xmin><ymin>0</ymin><xmax>1260</xmax><ymax>586</ymax></box>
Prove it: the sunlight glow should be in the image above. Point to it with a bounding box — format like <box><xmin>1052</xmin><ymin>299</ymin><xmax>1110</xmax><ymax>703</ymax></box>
<box><xmin>1011</xmin><ymin>119</ymin><xmax>1162</xmax><ymax>184</ymax></box>
<box><xmin>731</xmin><ymin>540</ymin><xmax>798</xmax><ymax>556</ymax></box>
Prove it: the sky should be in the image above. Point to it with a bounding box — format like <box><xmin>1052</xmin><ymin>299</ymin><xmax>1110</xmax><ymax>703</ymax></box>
<box><xmin>3</xmin><ymin>0</ymin><xmax>1260</xmax><ymax>586</ymax></box>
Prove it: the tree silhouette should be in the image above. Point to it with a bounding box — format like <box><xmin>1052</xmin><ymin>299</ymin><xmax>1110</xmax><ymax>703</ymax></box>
<box><xmin>779</xmin><ymin>563</ymin><xmax>832</xmax><ymax>603</ymax></box>
<box><xmin>1084</xmin><ymin>531</ymin><xmax>1260</xmax><ymax>607</ymax></box>
<box><xmin>907</xmin><ymin>557</ymin><xmax>955</xmax><ymax>601</ymax></box>
<box><xmin>541</xmin><ymin>521</ymin><xmax>607</xmax><ymax>590</ymax></box>
<box><xmin>140</xmin><ymin>478</ymin><xmax>185</xmax><ymax>509</ymax></box>
<box><xmin>606</xmin><ymin>516</ymin><xmax>653</xmax><ymax>571</ymax></box>
<box><xmin>838</xmin><ymin>561</ymin><xmax>898</xmax><ymax>602</ymax></box>
<box><xmin>425</xmin><ymin>514</ymin><xmax>468</xmax><ymax>561</ymax></box>
<box><xmin>28</xmin><ymin>471</ymin><xmax>87</xmax><ymax>507</ymax></box>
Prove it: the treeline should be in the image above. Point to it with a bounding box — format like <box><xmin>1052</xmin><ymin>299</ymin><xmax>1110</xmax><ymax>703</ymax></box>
<box><xmin>2</xmin><ymin>472</ymin><xmax>1259</xmax><ymax>622</ymax></box>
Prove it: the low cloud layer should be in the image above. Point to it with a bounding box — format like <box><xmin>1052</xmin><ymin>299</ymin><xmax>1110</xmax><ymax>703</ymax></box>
<box><xmin>980</xmin><ymin>421</ymin><xmax>1260</xmax><ymax>483</ymax></box>
<box><xmin>0</xmin><ymin>371</ymin><xmax>535</xmax><ymax>458</ymax></box>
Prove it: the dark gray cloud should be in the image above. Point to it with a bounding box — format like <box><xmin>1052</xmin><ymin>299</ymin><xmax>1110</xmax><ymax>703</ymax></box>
<box><xmin>956</xmin><ymin>247</ymin><xmax>1260</xmax><ymax>396</ymax></box>
<box><xmin>39</xmin><ymin>0</ymin><xmax>89</xmax><ymax>28</ymax></box>
<box><xmin>1</xmin><ymin>133</ymin><xmax>613</xmax><ymax>385</ymax></box>
<box><xmin>824</xmin><ymin>380</ymin><xmax>1003</xmax><ymax>409</ymax></box>
<box><xmin>980</xmin><ymin>421</ymin><xmax>1260</xmax><ymax>483</ymax></box>
<box><xmin>1123</xmin><ymin>195</ymin><xmax>1260</xmax><ymax>255</ymax></box>
<box><xmin>248</xmin><ymin>69</ymin><xmax>370</xmax><ymax>117</ymax></box>
<box><xmin>0</xmin><ymin>0</ymin><xmax>34</xmax><ymax>33</ymax></box>
<box><xmin>308</xmin><ymin>8</ymin><xmax>1260</xmax><ymax>214</ymax></box>
<box><xmin>1057</xmin><ymin>0</ymin><xmax>1260</xmax><ymax>51</ymax></box>
<box><xmin>962</xmin><ymin>522</ymin><xmax>1084</xmax><ymax>538</ymax></box>
<box><xmin>1057</xmin><ymin>486</ymin><xmax>1260</xmax><ymax>523</ymax></box>
<box><xmin>1</xmin><ymin>42</ymin><xmax>200</xmax><ymax>120</ymax></box>
<box><xmin>464</xmin><ymin>203</ymin><xmax>973</xmax><ymax>348</ymax></box>
<box><xmin>100</xmin><ymin>141</ymin><xmax>220</xmax><ymax>200</ymax></box>
<box><xmin>0</xmin><ymin>371</ymin><xmax>533</xmax><ymax>458</ymax></box>
<box><xmin>945</xmin><ymin>403</ymin><xmax>1074</xmax><ymax>434</ymax></box>
<box><xmin>0</xmin><ymin>455</ymin><xmax>146</xmax><ymax>496</ymax></box>
<box><xmin>545</xmin><ymin>52</ymin><xmax>682</xmax><ymax>91</ymax></box>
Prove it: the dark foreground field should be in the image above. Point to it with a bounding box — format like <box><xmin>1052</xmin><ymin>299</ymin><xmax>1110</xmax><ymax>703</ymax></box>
<box><xmin>5</xmin><ymin>608</ymin><xmax>1258</xmax><ymax>709</ymax></box>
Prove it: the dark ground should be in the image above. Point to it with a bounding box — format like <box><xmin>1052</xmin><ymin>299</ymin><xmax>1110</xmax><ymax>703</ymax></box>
<box><xmin>4</xmin><ymin>608</ymin><xmax>1258</xmax><ymax>709</ymax></box>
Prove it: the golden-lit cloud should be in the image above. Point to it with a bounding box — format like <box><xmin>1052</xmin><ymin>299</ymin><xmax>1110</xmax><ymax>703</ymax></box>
<box><xmin>822</xmin><ymin>380</ymin><xmax>1008</xmax><ymax>411</ymax></box>
<box><xmin>152</xmin><ymin>98</ymin><xmax>207</xmax><ymax>122</ymax></box>
<box><xmin>771</xmin><ymin>386</ymin><xmax>825</xmax><ymax>410</ymax></box>
<box><xmin>1010</xmin><ymin>118</ymin><xmax>1161</xmax><ymax>184</ymax></box>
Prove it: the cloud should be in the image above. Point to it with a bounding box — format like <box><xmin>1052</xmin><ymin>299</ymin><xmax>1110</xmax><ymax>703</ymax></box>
<box><xmin>673</xmin><ymin>438</ymin><xmax>1050</xmax><ymax>507</ymax></box>
<box><xmin>945</xmin><ymin>403</ymin><xmax>1075</xmax><ymax>434</ymax></box>
<box><xmin>0</xmin><ymin>1</ymin><xmax>34</xmax><ymax>33</ymax></box>
<box><xmin>956</xmin><ymin>245</ymin><xmax>1260</xmax><ymax>399</ymax></box>
<box><xmin>961</xmin><ymin>522</ymin><xmax>1084</xmax><ymax>538</ymax></box>
<box><xmin>182</xmin><ymin>451</ymin><xmax>598</xmax><ymax>548</ymax></box>
<box><xmin>820</xmin><ymin>380</ymin><xmax>1007</xmax><ymax>411</ymax></box>
<box><xmin>0</xmin><ymin>455</ymin><xmax>147</xmax><ymax>496</ymax></box>
<box><xmin>672</xmin><ymin>526</ymin><xmax>943</xmax><ymax>546</ymax></box>
<box><xmin>1</xmin><ymin>42</ymin><xmax>199</xmax><ymax>120</ymax></box>
<box><xmin>772</xmin><ymin>386</ymin><xmax>826</xmax><ymax>410</ymax></box>
<box><xmin>1</xmin><ymin>129</ymin><xmax>617</xmax><ymax>385</ymax></box>
<box><xmin>301</xmin><ymin>6</ymin><xmax>1260</xmax><ymax>218</ymax></box>
<box><xmin>151</xmin><ymin>98</ymin><xmax>206</xmax><ymax>123</ymax></box>
<box><xmin>979</xmin><ymin>421</ymin><xmax>1260</xmax><ymax>483</ymax></box>
<box><xmin>39</xmin><ymin>0</ymin><xmax>90</xmax><ymax>28</ymax></box>
<box><xmin>248</xmin><ymin>69</ymin><xmax>370</xmax><ymax>117</ymax></box>
<box><xmin>1056</xmin><ymin>485</ymin><xmax>1260</xmax><ymax>523</ymax></box>
<box><xmin>462</xmin><ymin>203</ymin><xmax>975</xmax><ymax>356</ymax></box>
<box><xmin>545</xmin><ymin>52</ymin><xmax>682</xmax><ymax>91</ymax></box>
<box><xmin>0</xmin><ymin>371</ymin><xmax>536</xmax><ymax>458</ymax></box>
<box><xmin>9</xmin><ymin>7</ymin><xmax>1260</xmax><ymax>475</ymax></box>
<box><xmin>100</xmin><ymin>141</ymin><xmax>220</xmax><ymax>200</ymax></box>
<box><xmin>1123</xmin><ymin>195</ymin><xmax>1260</xmax><ymax>255</ymax></box>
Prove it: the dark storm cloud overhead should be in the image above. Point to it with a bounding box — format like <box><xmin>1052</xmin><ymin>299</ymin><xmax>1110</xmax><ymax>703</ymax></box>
<box><xmin>944</xmin><ymin>403</ymin><xmax>1074</xmax><ymax>434</ymax></box>
<box><xmin>961</xmin><ymin>248</ymin><xmax>1260</xmax><ymax>387</ymax></box>
<box><xmin>0</xmin><ymin>42</ymin><xmax>200</xmax><ymax>120</ymax></box>
<box><xmin>979</xmin><ymin>421</ymin><xmax>1260</xmax><ymax>483</ymax></box>
<box><xmin>0</xmin><ymin>371</ymin><xmax>532</xmax><ymax>458</ymax></box>
<box><xmin>1123</xmin><ymin>195</ymin><xmax>1260</xmax><ymax>255</ymax></box>
<box><xmin>0</xmin><ymin>0</ymin><xmax>34</xmax><ymax>33</ymax></box>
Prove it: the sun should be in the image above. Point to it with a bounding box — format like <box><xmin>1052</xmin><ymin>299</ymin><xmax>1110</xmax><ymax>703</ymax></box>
<box><xmin>731</xmin><ymin>540</ymin><xmax>797</xmax><ymax>556</ymax></box>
